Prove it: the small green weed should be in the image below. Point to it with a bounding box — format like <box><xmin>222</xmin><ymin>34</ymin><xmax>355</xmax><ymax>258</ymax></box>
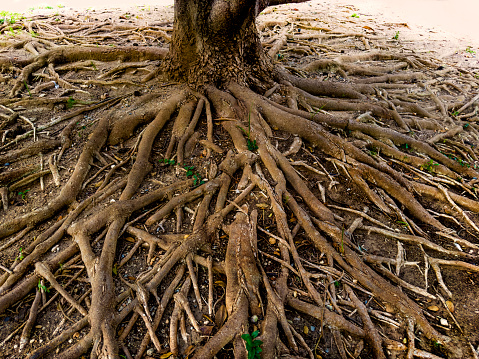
<box><xmin>237</xmin><ymin>111</ymin><xmax>258</xmax><ymax>151</ymax></box>
<box><xmin>309</xmin><ymin>105</ymin><xmax>326</xmax><ymax>120</ymax></box>
<box><xmin>421</xmin><ymin>159</ymin><xmax>438</xmax><ymax>173</ymax></box>
<box><xmin>16</xmin><ymin>247</ymin><xmax>24</xmax><ymax>261</ymax></box>
<box><xmin>247</xmin><ymin>139</ymin><xmax>258</xmax><ymax>151</ymax></box>
<box><xmin>393</xmin><ymin>31</ymin><xmax>399</xmax><ymax>40</ymax></box>
<box><xmin>184</xmin><ymin>165</ymin><xmax>195</xmax><ymax>177</ymax></box>
<box><xmin>193</xmin><ymin>173</ymin><xmax>205</xmax><ymax>187</ymax></box>
<box><xmin>457</xmin><ymin>158</ymin><xmax>470</xmax><ymax>167</ymax></box>
<box><xmin>397</xmin><ymin>220</ymin><xmax>409</xmax><ymax>228</ymax></box>
<box><xmin>0</xmin><ymin>11</ymin><xmax>22</xmax><ymax>25</ymax></box>
<box><xmin>24</xmin><ymin>81</ymin><xmax>32</xmax><ymax>96</ymax></box>
<box><xmin>351</xmin><ymin>13</ymin><xmax>359</xmax><ymax>18</ymax></box>
<box><xmin>38</xmin><ymin>280</ymin><xmax>49</xmax><ymax>293</ymax></box>
<box><xmin>18</xmin><ymin>189</ymin><xmax>30</xmax><ymax>200</ymax></box>
<box><xmin>160</xmin><ymin>158</ymin><xmax>175</xmax><ymax>165</ymax></box>
<box><xmin>466</xmin><ymin>46</ymin><xmax>476</xmax><ymax>54</ymax></box>
<box><xmin>183</xmin><ymin>165</ymin><xmax>206</xmax><ymax>186</ymax></box>
<box><xmin>443</xmin><ymin>151</ymin><xmax>471</xmax><ymax>167</ymax></box>
<box><xmin>66</xmin><ymin>96</ymin><xmax>76</xmax><ymax>109</ymax></box>
<box><xmin>241</xmin><ymin>330</ymin><xmax>263</xmax><ymax>359</ymax></box>
<box><xmin>160</xmin><ymin>160</ymin><xmax>205</xmax><ymax>187</ymax></box>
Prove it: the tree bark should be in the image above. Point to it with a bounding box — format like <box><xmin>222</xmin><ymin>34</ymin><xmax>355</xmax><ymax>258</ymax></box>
<box><xmin>164</xmin><ymin>0</ymin><xmax>275</xmax><ymax>87</ymax></box>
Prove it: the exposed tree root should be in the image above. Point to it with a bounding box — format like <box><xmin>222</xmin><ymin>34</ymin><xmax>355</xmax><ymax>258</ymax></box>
<box><xmin>1</xmin><ymin>5</ymin><xmax>479</xmax><ymax>359</ymax></box>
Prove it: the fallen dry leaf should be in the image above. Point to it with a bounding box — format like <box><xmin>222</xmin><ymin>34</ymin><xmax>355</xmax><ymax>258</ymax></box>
<box><xmin>200</xmin><ymin>325</ymin><xmax>214</xmax><ymax>336</ymax></box>
<box><xmin>446</xmin><ymin>300</ymin><xmax>454</xmax><ymax>313</ymax></box>
<box><xmin>214</xmin><ymin>280</ymin><xmax>226</xmax><ymax>287</ymax></box>
<box><xmin>215</xmin><ymin>304</ymin><xmax>227</xmax><ymax>328</ymax></box>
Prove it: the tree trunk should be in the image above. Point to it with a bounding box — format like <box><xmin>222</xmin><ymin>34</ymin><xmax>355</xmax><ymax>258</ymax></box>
<box><xmin>164</xmin><ymin>0</ymin><xmax>275</xmax><ymax>87</ymax></box>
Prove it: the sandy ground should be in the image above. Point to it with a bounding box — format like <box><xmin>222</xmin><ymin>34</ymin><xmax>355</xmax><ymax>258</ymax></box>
<box><xmin>5</xmin><ymin>0</ymin><xmax>479</xmax><ymax>49</ymax></box>
<box><xmin>8</xmin><ymin>0</ymin><xmax>174</xmax><ymax>12</ymax></box>
<box><xmin>332</xmin><ymin>0</ymin><xmax>479</xmax><ymax>48</ymax></box>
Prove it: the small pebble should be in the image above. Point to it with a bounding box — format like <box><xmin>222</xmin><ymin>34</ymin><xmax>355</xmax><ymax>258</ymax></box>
<box><xmin>440</xmin><ymin>318</ymin><xmax>448</xmax><ymax>326</ymax></box>
<box><xmin>146</xmin><ymin>348</ymin><xmax>155</xmax><ymax>356</ymax></box>
<box><xmin>251</xmin><ymin>315</ymin><xmax>258</xmax><ymax>323</ymax></box>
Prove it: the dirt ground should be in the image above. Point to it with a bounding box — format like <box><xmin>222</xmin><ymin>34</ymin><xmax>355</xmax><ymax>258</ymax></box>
<box><xmin>1</xmin><ymin>1</ymin><xmax>479</xmax><ymax>358</ymax></box>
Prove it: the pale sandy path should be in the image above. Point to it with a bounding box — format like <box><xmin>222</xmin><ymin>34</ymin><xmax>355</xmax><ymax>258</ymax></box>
<box><xmin>330</xmin><ymin>0</ymin><xmax>479</xmax><ymax>48</ymax></box>
<box><xmin>8</xmin><ymin>0</ymin><xmax>174</xmax><ymax>12</ymax></box>
<box><xmin>4</xmin><ymin>0</ymin><xmax>479</xmax><ymax>68</ymax></box>
<box><xmin>6</xmin><ymin>0</ymin><xmax>479</xmax><ymax>49</ymax></box>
